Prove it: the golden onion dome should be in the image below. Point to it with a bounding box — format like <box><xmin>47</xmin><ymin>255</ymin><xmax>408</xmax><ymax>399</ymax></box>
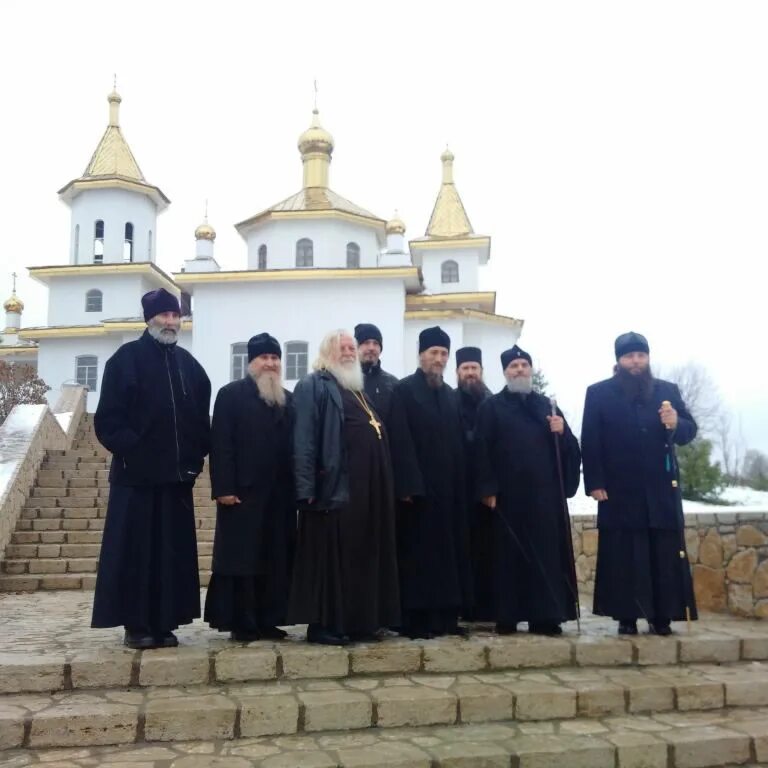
<box><xmin>298</xmin><ymin>109</ymin><xmax>334</xmax><ymax>156</ymax></box>
<box><xmin>194</xmin><ymin>221</ymin><xmax>216</xmax><ymax>241</ymax></box>
<box><xmin>4</xmin><ymin>292</ymin><xmax>23</xmax><ymax>313</ymax></box>
<box><xmin>386</xmin><ymin>212</ymin><xmax>406</xmax><ymax>235</ymax></box>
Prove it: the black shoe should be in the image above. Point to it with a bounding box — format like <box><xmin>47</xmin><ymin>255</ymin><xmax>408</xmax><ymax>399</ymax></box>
<box><xmin>529</xmin><ymin>622</ymin><xmax>562</xmax><ymax>636</ymax></box>
<box><xmin>404</xmin><ymin>628</ymin><xmax>434</xmax><ymax>640</ymax></box>
<box><xmin>155</xmin><ymin>631</ymin><xmax>179</xmax><ymax>648</ymax></box>
<box><xmin>618</xmin><ymin>620</ymin><xmax>638</xmax><ymax>636</ymax></box>
<box><xmin>230</xmin><ymin>630</ymin><xmax>262</xmax><ymax>642</ymax></box>
<box><xmin>496</xmin><ymin>623</ymin><xmax>518</xmax><ymax>635</ymax></box>
<box><xmin>348</xmin><ymin>632</ymin><xmax>381</xmax><ymax>643</ymax></box>
<box><xmin>306</xmin><ymin>625</ymin><xmax>349</xmax><ymax>646</ymax></box>
<box><xmin>124</xmin><ymin>630</ymin><xmax>157</xmax><ymax>650</ymax></box>
<box><xmin>650</xmin><ymin>621</ymin><xmax>672</xmax><ymax>636</ymax></box>
<box><xmin>259</xmin><ymin>626</ymin><xmax>288</xmax><ymax>640</ymax></box>
<box><xmin>446</xmin><ymin>625</ymin><xmax>470</xmax><ymax>638</ymax></box>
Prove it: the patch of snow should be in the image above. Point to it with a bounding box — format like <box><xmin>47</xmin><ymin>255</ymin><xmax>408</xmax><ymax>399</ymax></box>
<box><xmin>54</xmin><ymin>412</ymin><xmax>73</xmax><ymax>434</ymax></box>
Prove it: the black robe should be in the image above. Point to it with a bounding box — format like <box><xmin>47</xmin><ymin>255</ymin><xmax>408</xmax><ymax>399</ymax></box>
<box><xmin>388</xmin><ymin>369</ymin><xmax>471</xmax><ymax>634</ymax></box>
<box><xmin>362</xmin><ymin>361</ymin><xmax>399</xmax><ymax>423</ymax></box>
<box><xmin>92</xmin><ymin>331</ymin><xmax>211</xmax><ymax>632</ymax></box>
<box><xmin>204</xmin><ymin>378</ymin><xmax>296</xmax><ymax>631</ymax></box>
<box><xmin>455</xmin><ymin>385</ymin><xmax>494</xmax><ymax>621</ymax></box>
<box><xmin>581</xmin><ymin>376</ymin><xmax>698</xmax><ymax>622</ymax></box>
<box><xmin>288</xmin><ymin>383</ymin><xmax>400</xmax><ymax>635</ymax></box>
<box><xmin>475</xmin><ymin>390</ymin><xmax>581</xmax><ymax>626</ymax></box>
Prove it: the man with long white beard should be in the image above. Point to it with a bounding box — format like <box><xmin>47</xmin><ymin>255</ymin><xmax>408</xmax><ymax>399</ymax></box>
<box><xmin>92</xmin><ymin>288</ymin><xmax>211</xmax><ymax>649</ymax></box>
<box><xmin>289</xmin><ymin>330</ymin><xmax>400</xmax><ymax>645</ymax></box>
<box><xmin>204</xmin><ymin>333</ymin><xmax>295</xmax><ymax>641</ymax></box>
<box><xmin>388</xmin><ymin>327</ymin><xmax>472</xmax><ymax>639</ymax></box>
<box><xmin>453</xmin><ymin>347</ymin><xmax>494</xmax><ymax>621</ymax></box>
<box><xmin>582</xmin><ymin>332</ymin><xmax>698</xmax><ymax>635</ymax></box>
<box><xmin>475</xmin><ymin>345</ymin><xmax>580</xmax><ymax>635</ymax></box>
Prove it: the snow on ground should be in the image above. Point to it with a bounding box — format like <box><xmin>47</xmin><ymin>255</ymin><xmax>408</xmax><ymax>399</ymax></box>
<box><xmin>569</xmin><ymin>475</ymin><xmax>768</xmax><ymax>516</ymax></box>
<box><xmin>54</xmin><ymin>412</ymin><xmax>73</xmax><ymax>434</ymax></box>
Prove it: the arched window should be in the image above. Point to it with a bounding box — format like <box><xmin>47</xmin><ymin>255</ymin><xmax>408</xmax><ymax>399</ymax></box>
<box><xmin>148</xmin><ymin>230</ymin><xmax>153</xmax><ymax>260</ymax></box>
<box><xmin>296</xmin><ymin>238</ymin><xmax>313</xmax><ymax>268</ymax></box>
<box><xmin>441</xmin><ymin>259</ymin><xmax>459</xmax><ymax>284</ymax></box>
<box><xmin>75</xmin><ymin>355</ymin><xmax>98</xmax><ymax>391</ymax></box>
<box><xmin>231</xmin><ymin>342</ymin><xmax>248</xmax><ymax>381</ymax></box>
<box><xmin>346</xmin><ymin>242</ymin><xmax>360</xmax><ymax>269</ymax></box>
<box><xmin>284</xmin><ymin>341</ymin><xmax>309</xmax><ymax>380</ymax></box>
<box><xmin>93</xmin><ymin>220</ymin><xmax>104</xmax><ymax>264</ymax></box>
<box><xmin>258</xmin><ymin>244</ymin><xmax>267</xmax><ymax>270</ymax></box>
<box><xmin>85</xmin><ymin>289</ymin><xmax>102</xmax><ymax>313</ymax></box>
<box><xmin>123</xmin><ymin>222</ymin><xmax>134</xmax><ymax>262</ymax></box>
<box><xmin>74</xmin><ymin>224</ymin><xmax>80</xmax><ymax>263</ymax></box>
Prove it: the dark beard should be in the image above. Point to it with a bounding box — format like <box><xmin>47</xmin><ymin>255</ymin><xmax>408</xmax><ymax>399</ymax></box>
<box><xmin>614</xmin><ymin>365</ymin><xmax>654</xmax><ymax>402</ymax></box>
<box><xmin>458</xmin><ymin>379</ymin><xmax>485</xmax><ymax>401</ymax></box>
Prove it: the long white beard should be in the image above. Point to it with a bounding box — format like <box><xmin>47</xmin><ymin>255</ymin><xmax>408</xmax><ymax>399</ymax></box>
<box><xmin>251</xmin><ymin>371</ymin><xmax>286</xmax><ymax>407</ymax></box>
<box><xmin>329</xmin><ymin>360</ymin><xmax>364</xmax><ymax>392</ymax></box>
<box><xmin>147</xmin><ymin>322</ymin><xmax>178</xmax><ymax>345</ymax></box>
<box><xmin>506</xmin><ymin>376</ymin><xmax>533</xmax><ymax>394</ymax></box>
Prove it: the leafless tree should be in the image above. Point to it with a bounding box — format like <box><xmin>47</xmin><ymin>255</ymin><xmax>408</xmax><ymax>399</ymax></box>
<box><xmin>660</xmin><ymin>362</ymin><xmax>722</xmax><ymax>436</ymax></box>
<box><xmin>0</xmin><ymin>362</ymin><xmax>51</xmax><ymax>424</ymax></box>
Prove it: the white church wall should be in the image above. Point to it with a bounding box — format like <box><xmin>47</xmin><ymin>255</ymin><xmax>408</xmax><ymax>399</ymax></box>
<box><xmin>47</xmin><ymin>275</ymin><xmax>147</xmax><ymax>327</ymax></box>
<box><xmin>244</xmin><ymin>219</ymin><xmax>381</xmax><ymax>271</ymax></box>
<box><xmin>69</xmin><ymin>188</ymin><xmax>158</xmax><ymax>265</ymax></box>
<box><xmin>419</xmin><ymin>249</ymin><xmax>480</xmax><ymax>294</ymax></box>
<box><xmin>189</xmin><ymin>276</ymin><xmax>406</xmax><ymax>401</ymax></box>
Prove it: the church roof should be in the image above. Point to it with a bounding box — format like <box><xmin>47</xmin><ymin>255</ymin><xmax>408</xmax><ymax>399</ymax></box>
<box><xmin>57</xmin><ymin>88</ymin><xmax>169</xmax><ymax>209</ymax></box>
<box><xmin>236</xmin><ymin>186</ymin><xmax>385</xmax><ymax>232</ymax></box>
<box><xmin>424</xmin><ymin>148</ymin><xmax>474</xmax><ymax>239</ymax></box>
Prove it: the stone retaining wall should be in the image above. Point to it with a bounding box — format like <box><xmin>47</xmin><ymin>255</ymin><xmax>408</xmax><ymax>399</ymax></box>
<box><xmin>572</xmin><ymin>511</ymin><xmax>768</xmax><ymax>618</ymax></box>
<box><xmin>0</xmin><ymin>387</ymin><xmax>87</xmax><ymax>559</ymax></box>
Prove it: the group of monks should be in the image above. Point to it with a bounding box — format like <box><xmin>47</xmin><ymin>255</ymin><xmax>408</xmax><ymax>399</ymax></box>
<box><xmin>91</xmin><ymin>288</ymin><xmax>698</xmax><ymax>650</ymax></box>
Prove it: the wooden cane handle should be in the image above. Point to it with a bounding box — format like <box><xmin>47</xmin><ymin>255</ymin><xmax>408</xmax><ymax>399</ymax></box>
<box><xmin>661</xmin><ymin>400</ymin><xmax>673</xmax><ymax>430</ymax></box>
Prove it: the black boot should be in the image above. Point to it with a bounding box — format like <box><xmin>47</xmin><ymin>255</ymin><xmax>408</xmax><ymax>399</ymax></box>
<box><xmin>259</xmin><ymin>626</ymin><xmax>288</xmax><ymax>640</ymax></box>
<box><xmin>529</xmin><ymin>622</ymin><xmax>562</xmax><ymax>636</ymax></box>
<box><xmin>496</xmin><ymin>623</ymin><xmax>518</xmax><ymax>635</ymax></box>
<box><xmin>618</xmin><ymin>619</ymin><xmax>638</xmax><ymax>636</ymax></box>
<box><xmin>155</xmin><ymin>631</ymin><xmax>179</xmax><ymax>648</ymax></box>
<box><xmin>650</xmin><ymin>619</ymin><xmax>672</xmax><ymax>636</ymax></box>
<box><xmin>307</xmin><ymin>624</ymin><xmax>349</xmax><ymax>646</ymax></box>
<box><xmin>230</xmin><ymin>629</ymin><xmax>262</xmax><ymax>642</ymax></box>
<box><xmin>124</xmin><ymin>628</ymin><xmax>157</xmax><ymax>650</ymax></box>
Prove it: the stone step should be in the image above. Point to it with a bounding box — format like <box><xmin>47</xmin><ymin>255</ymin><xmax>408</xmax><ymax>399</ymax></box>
<box><xmin>11</xmin><ymin>530</ymin><xmax>104</xmax><ymax>545</ymax></box>
<box><xmin>15</xmin><ymin>517</ymin><xmax>106</xmax><ymax>532</ymax></box>
<box><xmin>2</xmin><ymin>664</ymin><xmax>768</xmax><ymax>754</ymax></box>
<box><xmin>5</xmin><ymin>713</ymin><xmax>768</xmax><ymax>767</ymax></box>
<box><xmin>0</xmin><ymin>570</ymin><xmax>212</xmax><ymax>592</ymax></box>
<box><xmin>1</xmin><ymin>554</ymin><xmax>213</xmax><ymax>575</ymax></box>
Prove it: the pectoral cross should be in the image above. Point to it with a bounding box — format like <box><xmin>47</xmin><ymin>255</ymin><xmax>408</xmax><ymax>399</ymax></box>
<box><xmin>369</xmin><ymin>415</ymin><xmax>382</xmax><ymax>440</ymax></box>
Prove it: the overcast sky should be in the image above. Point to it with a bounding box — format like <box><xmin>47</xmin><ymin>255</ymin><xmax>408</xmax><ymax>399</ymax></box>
<box><xmin>2</xmin><ymin>0</ymin><xmax>766</xmax><ymax>455</ymax></box>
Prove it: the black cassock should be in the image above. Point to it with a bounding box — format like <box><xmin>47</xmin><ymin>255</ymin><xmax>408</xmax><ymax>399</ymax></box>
<box><xmin>388</xmin><ymin>369</ymin><xmax>472</xmax><ymax>635</ymax></box>
<box><xmin>204</xmin><ymin>378</ymin><xmax>296</xmax><ymax>632</ymax></box>
<box><xmin>455</xmin><ymin>385</ymin><xmax>494</xmax><ymax>621</ymax></box>
<box><xmin>92</xmin><ymin>331</ymin><xmax>211</xmax><ymax>633</ymax></box>
<box><xmin>581</xmin><ymin>376</ymin><xmax>698</xmax><ymax>623</ymax></box>
<box><xmin>288</xmin><ymin>383</ymin><xmax>400</xmax><ymax>636</ymax></box>
<box><xmin>474</xmin><ymin>390</ymin><xmax>580</xmax><ymax>627</ymax></box>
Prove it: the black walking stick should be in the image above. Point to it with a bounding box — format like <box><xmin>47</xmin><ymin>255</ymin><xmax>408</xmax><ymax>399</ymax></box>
<box><xmin>661</xmin><ymin>400</ymin><xmax>692</xmax><ymax>632</ymax></box>
<box><xmin>549</xmin><ymin>398</ymin><xmax>581</xmax><ymax>633</ymax></box>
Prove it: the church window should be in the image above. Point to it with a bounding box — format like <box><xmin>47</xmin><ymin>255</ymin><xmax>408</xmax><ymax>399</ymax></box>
<box><xmin>93</xmin><ymin>220</ymin><xmax>104</xmax><ymax>264</ymax></box>
<box><xmin>74</xmin><ymin>224</ymin><xmax>80</xmax><ymax>262</ymax></box>
<box><xmin>148</xmin><ymin>230</ymin><xmax>153</xmax><ymax>260</ymax></box>
<box><xmin>123</xmin><ymin>222</ymin><xmax>134</xmax><ymax>262</ymax></box>
<box><xmin>346</xmin><ymin>242</ymin><xmax>360</xmax><ymax>269</ymax></box>
<box><xmin>441</xmin><ymin>259</ymin><xmax>459</xmax><ymax>283</ymax></box>
<box><xmin>85</xmin><ymin>289</ymin><xmax>103</xmax><ymax>313</ymax></box>
<box><xmin>75</xmin><ymin>355</ymin><xmax>98</xmax><ymax>391</ymax></box>
<box><xmin>285</xmin><ymin>341</ymin><xmax>309</xmax><ymax>380</ymax></box>
<box><xmin>296</xmin><ymin>238</ymin><xmax>313</xmax><ymax>268</ymax></box>
<box><xmin>231</xmin><ymin>342</ymin><xmax>248</xmax><ymax>381</ymax></box>
<box><xmin>258</xmin><ymin>244</ymin><xmax>267</xmax><ymax>270</ymax></box>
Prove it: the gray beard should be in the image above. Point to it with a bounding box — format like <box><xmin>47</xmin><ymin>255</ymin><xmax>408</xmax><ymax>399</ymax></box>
<box><xmin>251</xmin><ymin>371</ymin><xmax>286</xmax><ymax>407</ymax></box>
<box><xmin>506</xmin><ymin>376</ymin><xmax>533</xmax><ymax>395</ymax></box>
<box><xmin>458</xmin><ymin>379</ymin><xmax>485</xmax><ymax>398</ymax></box>
<box><xmin>147</xmin><ymin>323</ymin><xmax>178</xmax><ymax>345</ymax></box>
<box><xmin>329</xmin><ymin>360</ymin><xmax>364</xmax><ymax>391</ymax></box>
<box><xmin>425</xmin><ymin>371</ymin><xmax>443</xmax><ymax>389</ymax></box>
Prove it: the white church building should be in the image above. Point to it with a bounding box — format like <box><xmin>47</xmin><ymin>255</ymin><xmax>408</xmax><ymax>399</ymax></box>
<box><xmin>12</xmin><ymin>87</ymin><xmax>523</xmax><ymax>410</ymax></box>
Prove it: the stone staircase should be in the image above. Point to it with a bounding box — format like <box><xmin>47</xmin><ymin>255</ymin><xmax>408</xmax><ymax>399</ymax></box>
<box><xmin>2</xmin><ymin>616</ymin><xmax>768</xmax><ymax>765</ymax></box>
<box><xmin>0</xmin><ymin>413</ymin><xmax>214</xmax><ymax>592</ymax></box>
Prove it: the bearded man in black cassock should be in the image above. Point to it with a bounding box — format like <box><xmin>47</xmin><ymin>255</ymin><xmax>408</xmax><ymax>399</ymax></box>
<box><xmin>453</xmin><ymin>346</ymin><xmax>493</xmax><ymax>621</ymax></box>
<box><xmin>355</xmin><ymin>323</ymin><xmax>399</xmax><ymax>423</ymax></box>
<box><xmin>92</xmin><ymin>289</ymin><xmax>211</xmax><ymax>649</ymax></box>
<box><xmin>388</xmin><ymin>326</ymin><xmax>472</xmax><ymax>639</ymax></box>
<box><xmin>289</xmin><ymin>329</ymin><xmax>400</xmax><ymax>645</ymax></box>
<box><xmin>204</xmin><ymin>333</ymin><xmax>295</xmax><ymax>642</ymax></box>
<box><xmin>474</xmin><ymin>346</ymin><xmax>580</xmax><ymax>635</ymax></box>
<box><xmin>582</xmin><ymin>332</ymin><xmax>698</xmax><ymax>636</ymax></box>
